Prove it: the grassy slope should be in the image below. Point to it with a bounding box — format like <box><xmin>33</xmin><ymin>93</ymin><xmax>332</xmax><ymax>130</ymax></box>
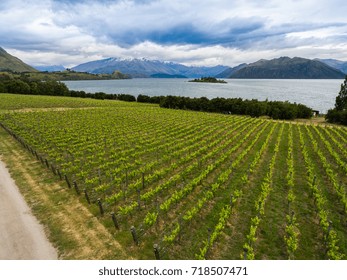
<box><xmin>0</xmin><ymin>47</ymin><xmax>37</xmax><ymax>72</ymax></box>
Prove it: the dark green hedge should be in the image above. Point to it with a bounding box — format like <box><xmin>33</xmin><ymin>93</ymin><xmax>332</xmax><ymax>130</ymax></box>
<box><xmin>0</xmin><ymin>76</ymin><xmax>136</xmax><ymax>102</ymax></box>
<box><xmin>157</xmin><ymin>95</ymin><xmax>312</xmax><ymax>120</ymax></box>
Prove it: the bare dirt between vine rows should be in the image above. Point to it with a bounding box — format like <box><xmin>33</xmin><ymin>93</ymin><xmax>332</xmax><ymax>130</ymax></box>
<box><xmin>0</xmin><ymin>160</ymin><xmax>57</xmax><ymax>260</ymax></box>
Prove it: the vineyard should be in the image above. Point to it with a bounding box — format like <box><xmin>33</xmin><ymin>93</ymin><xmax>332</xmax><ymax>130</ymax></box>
<box><xmin>0</xmin><ymin>93</ymin><xmax>347</xmax><ymax>260</ymax></box>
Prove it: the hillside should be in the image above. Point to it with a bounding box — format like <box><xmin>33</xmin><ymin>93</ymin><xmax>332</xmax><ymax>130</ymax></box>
<box><xmin>72</xmin><ymin>57</ymin><xmax>228</xmax><ymax>78</ymax></box>
<box><xmin>0</xmin><ymin>47</ymin><xmax>37</xmax><ymax>72</ymax></box>
<box><xmin>1</xmin><ymin>70</ymin><xmax>130</xmax><ymax>81</ymax></box>
<box><xmin>317</xmin><ymin>59</ymin><xmax>347</xmax><ymax>74</ymax></box>
<box><xmin>228</xmin><ymin>57</ymin><xmax>345</xmax><ymax>79</ymax></box>
<box><xmin>215</xmin><ymin>63</ymin><xmax>247</xmax><ymax>78</ymax></box>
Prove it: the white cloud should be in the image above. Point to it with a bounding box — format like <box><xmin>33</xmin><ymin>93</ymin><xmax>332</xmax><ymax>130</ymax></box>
<box><xmin>1</xmin><ymin>0</ymin><xmax>347</xmax><ymax>67</ymax></box>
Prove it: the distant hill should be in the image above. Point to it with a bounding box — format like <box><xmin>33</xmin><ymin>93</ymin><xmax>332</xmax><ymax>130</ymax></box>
<box><xmin>316</xmin><ymin>59</ymin><xmax>347</xmax><ymax>74</ymax></box>
<box><xmin>5</xmin><ymin>70</ymin><xmax>130</xmax><ymax>81</ymax></box>
<box><xmin>150</xmin><ymin>73</ymin><xmax>187</xmax><ymax>78</ymax></box>
<box><xmin>215</xmin><ymin>63</ymin><xmax>247</xmax><ymax>78</ymax></box>
<box><xmin>33</xmin><ymin>65</ymin><xmax>66</xmax><ymax>72</ymax></box>
<box><xmin>0</xmin><ymin>47</ymin><xmax>37</xmax><ymax>72</ymax></box>
<box><xmin>228</xmin><ymin>57</ymin><xmax>345</xmax><ymax>79</ymax></box>
<box><xmin>72</xmin><ymin>58</ymin><xmax>229</xmax><ymax>78</ymax></box>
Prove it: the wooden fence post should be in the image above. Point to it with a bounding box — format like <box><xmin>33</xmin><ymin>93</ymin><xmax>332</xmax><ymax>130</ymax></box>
<box><xmin>111</xmin><ymin>212</ymin><xmax>119</xmax><ymax>230</ymax></box>
<box><xmin>73</xmin><ymin>181</ymin><xmax>80</xmax><ymax>195</ymax></box>
<box><xmin>84</xmin><ymin>189</ymin><xmax>91</xmax><ymax>204</ymax></box>
<box><xmin>131</xmin><ymin>226</ymin><xmax>139</xmax><ymax>245</ymax></box>
<box><xmin>65</xmin><ymin>175</ymin><xmax>71</xmax><ymax>189</ymax></box>
<box><xmin>154</xmin><ymin>244</ymin><xmax>160</xmax><ymax>260</ymax></box>
<box><xmin>97</xmin><ymin>198</ymin><xmax>104</xmax><ymax>216</ymax></box>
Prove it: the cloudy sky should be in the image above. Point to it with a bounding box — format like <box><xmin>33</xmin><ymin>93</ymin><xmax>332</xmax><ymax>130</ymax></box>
<box><xmin>1</xmin><ymin>0</ymin><xmax>347</xmax><ymax>67</ymax></box>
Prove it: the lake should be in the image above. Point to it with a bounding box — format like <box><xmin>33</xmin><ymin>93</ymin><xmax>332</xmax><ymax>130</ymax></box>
<box><xmin>63</xmin><ymin>79</ymin><xmax>344</xmax><ymax>113</ymax></box>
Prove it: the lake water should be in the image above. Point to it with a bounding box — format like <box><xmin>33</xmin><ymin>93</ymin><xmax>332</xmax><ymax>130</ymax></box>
<box><xmin>63</xmin><ymin>79</ymin><xmax>344</xmax><ymax>113</ymax></box>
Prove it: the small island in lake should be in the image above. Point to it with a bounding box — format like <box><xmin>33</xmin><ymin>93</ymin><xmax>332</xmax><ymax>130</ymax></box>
<box><xmin>188</xmin><ymin>76</ymin><xmax>227</xmax><ymax>83</ymax></box>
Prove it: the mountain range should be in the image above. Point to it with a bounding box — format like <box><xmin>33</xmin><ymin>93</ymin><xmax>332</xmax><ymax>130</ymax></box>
<box><xmin>1</xmin><ymin>46</ymin><xmax>346</xmax><ymax>79</ymax></box>
<box><xmin>0</xmin><ymin>47</ymin><xmax>37</xmax><ymax>72</ymax></box>
<box><xmin>34</xmin><ymin>65</ymin><xmax>66</xmax><ymax>72</ymax></box>
<box><xmin>71</xmin><ymin>57</ymin><xmax>229</xmax><ymax>78</ymax></box>
<box><xmin>218</xmin><ymin>57</ymin><xmax>346</xmax><ymax>79</ymax></box>
<box><xmin>71</xmin><ymin>56</ymin><xmax>346</xmax><ymax>79</ymax></box>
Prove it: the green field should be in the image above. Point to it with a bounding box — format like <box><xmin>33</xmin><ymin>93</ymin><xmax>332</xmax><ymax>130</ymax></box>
<box><xmin>1</xmin><ymin>93</ymin><xmax>347</xmax><ymax>260</ymax></box>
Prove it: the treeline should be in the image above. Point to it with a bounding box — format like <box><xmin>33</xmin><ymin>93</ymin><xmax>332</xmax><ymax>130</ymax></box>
<box><xmin>188</xmin><ymin>77</ymin><xmax>227</xmax><ymax>83</ymax></box>
<box><xmin>70</xmin><ymin>90</ymin><xmax>136</xmax><ymax>101</ymax></box>
<box><xmin>136</xmin><ymin>94</ymin><xmax>163</xmax><ymax>104</ymax></box>
<box><xmin>0</xmin><ymin>75</ymin><xmax>136</xmax><ymax>101</ymax></box>
<box><xmin>156</xmin><ymin>95</ymin><xmax>312</xmax><ymax>120</ymax></box>
<box><xmin>326</xmin><ymin>76</ymin><xmax>347</xmax><ymax>125</ymax></box>
<box><xmin>137</xmin><ymin>94</ymin><xmax>312</xmax><ymax>120</ymax></box>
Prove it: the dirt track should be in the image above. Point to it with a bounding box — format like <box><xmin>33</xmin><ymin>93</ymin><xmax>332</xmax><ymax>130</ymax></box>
<box><xmin>0</xmin><ymin>160</ymin><xmax>57</xmax><ymax>260</ymax></box>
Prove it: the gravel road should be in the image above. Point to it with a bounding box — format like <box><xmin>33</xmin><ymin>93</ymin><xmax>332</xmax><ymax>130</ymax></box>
<box><xmin>0</xmin><ymin>160</ymin><xmax>57</xmax><ymax>260</ymax></box>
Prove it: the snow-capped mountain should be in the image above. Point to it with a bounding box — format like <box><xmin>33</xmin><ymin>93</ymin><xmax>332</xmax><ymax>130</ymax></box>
<box><xmin>72</xmin><ymin>57</ymin><xmax>229</xmax><ymax>78</ymax></box>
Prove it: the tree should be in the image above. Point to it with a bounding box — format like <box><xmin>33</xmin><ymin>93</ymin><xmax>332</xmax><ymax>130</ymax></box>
<box><xmin>6</xmin><ymin>79</ymin><xmax>31</xmax><ymax>94</ymax></box>
<box><xmin>326</xmin><ymin>75</ymin><xmax>347</xmax><ymax>125</ymax></box>
<box><xmin>335</xmin><ymin>75</ymin><xmax>347</xmax><ymax>110</ymax></box>
<box><xmin>94</xmin><ymin>92</ymin><xmax>106</xmax><ymax>100</ymax></box>
<box><xmin>137</xmin><ymin>94</ymin><xmax>151</xmax><ymax>103</ymax></box>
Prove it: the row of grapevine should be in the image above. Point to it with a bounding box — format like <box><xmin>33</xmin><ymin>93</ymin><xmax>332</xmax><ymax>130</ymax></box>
<box><xmin>305</xmin><ymin>126</ymin><xmax>347</xmax><ymax>215</ymax></box>
<box><xmin>105</xmin><ymin>117</ymin><xmax>254</xmax><ymax>207</ymax></box>
<box><xmin>283</xmin><ymin>124</ymin><xmax>300</xmax><ymax>259</ymax></box>
<box><xmin>163</xmin><ymin>120</ymin><xmax>273</xmax><ymax>240</ymax></box>
<box><xmin>298</xmin><ymin>125</ymin><xmax>344</xmax><ymax>260</ymax></box>
<box><xmin>241</xmin><ymin>123</ymin><xmax>284</xmax><ymax>259</ymax></box>
<box><xmin>107</xmin><ymin>117</ymin><xmax>256</xmax><ymax>218</ymax></box>
<box><xmin>192</xmin><ymin>122</ymin><xmax>278</xmax><ymax>259</ymax></box>
<box><xmin>158</xmin><ymin>120</ymin><xmax>267</xmax><ymax>213</ymax></box>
